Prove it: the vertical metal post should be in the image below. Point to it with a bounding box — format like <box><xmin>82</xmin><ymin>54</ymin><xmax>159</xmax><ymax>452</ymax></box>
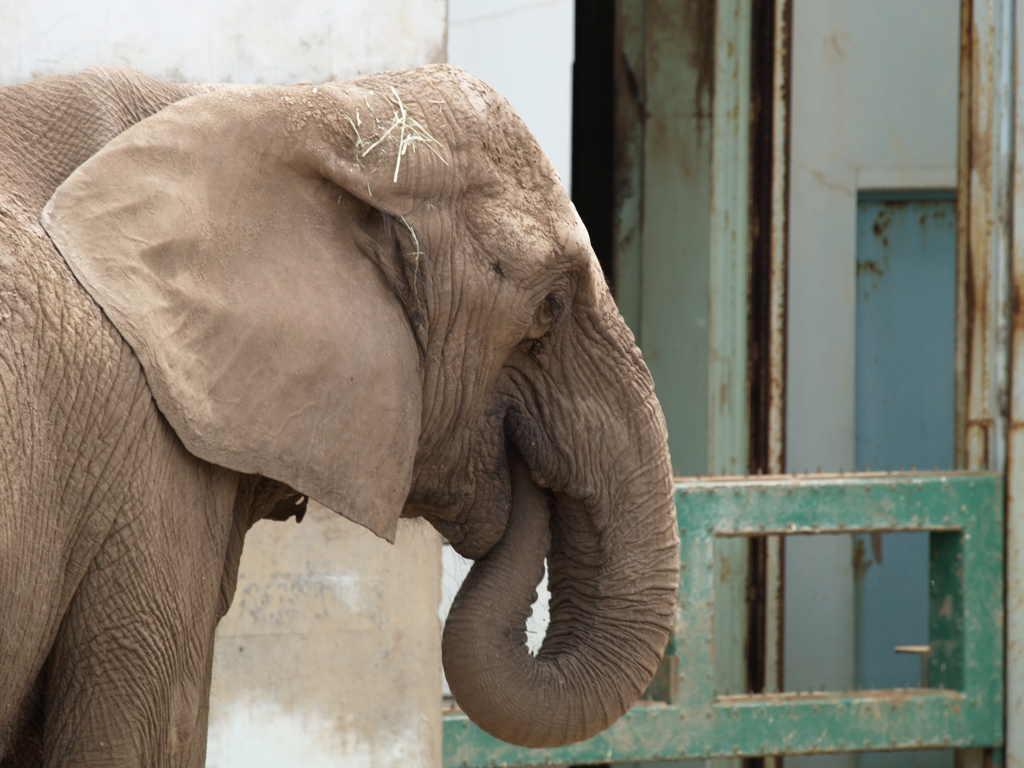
<box><xmin>636</xmin><ymin>0</ymin><xmax>715</xmax><ymax>477</ymax></box>
<box><xmin>960</xmin><ymin>0</ymin><xmax>1014</xmax><ymax>763</ymax></box>
<box><xmin>960</xmin><ymin>0</ymin><xmax>1014</xmax><ymax>475</ymax></box>
<box><xmin>762</xmin><ymin>0</ymin><xmax>791</xmax><ymax>710</ymax></box>
<box><xmin>767</xmin><ymin>0</ymin><xmax>789</xmax><ymax>482</ymax></box>
<box><xmin>1004</xmin><ymin>0</ymin><xmax>1024</xmax><ymax>763</ymax></box>
<box><xmin>709</xmin><ymin>3</ymin><xmax>752</xmax><ymax>768</ymax></box>
<box><xmin>708</xmin><ymin>0</ymin><xmax>752</xmax><ymax>477</ymax></box>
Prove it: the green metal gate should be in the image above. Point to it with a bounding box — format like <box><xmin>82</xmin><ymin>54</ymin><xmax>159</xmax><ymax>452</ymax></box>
<box><xmin>443</xmin><ymin>472</ymin><xmax>1003</xmax><ymax>766</ymax></box>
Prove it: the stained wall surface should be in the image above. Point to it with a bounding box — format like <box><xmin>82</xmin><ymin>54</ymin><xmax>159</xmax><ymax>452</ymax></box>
<box><xmin>1</xmin><ymin>4</ymin><xmax>446</xmax><ymax>767</ymax></box>
<box><xmin>0</xmin><ymin>0</ymin><xmax>446</xmax><ymax>84</ymax></box>
<box><xmin>207</xmin><ymin>509</ymin><xmax>441</xmax><ymax>768</ymax></box>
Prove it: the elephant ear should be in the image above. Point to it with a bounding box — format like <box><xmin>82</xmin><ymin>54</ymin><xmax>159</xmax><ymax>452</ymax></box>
<box><xmin>41</xmin><ymin>84</ymin><xmax>435</xmax><ymax>543</ymax></box>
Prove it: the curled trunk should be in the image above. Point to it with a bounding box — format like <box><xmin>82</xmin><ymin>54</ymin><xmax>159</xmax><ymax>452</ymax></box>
<box><xmin>442</xmin><ymin>446</ymin><xmax>678</xmax><ymax>748</ymax></box>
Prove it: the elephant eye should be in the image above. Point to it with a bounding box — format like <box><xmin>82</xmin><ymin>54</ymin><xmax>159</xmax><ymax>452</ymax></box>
<box><xmin>525</xmin><ymin>293</ymin><xmax>565</xmax><ymax>345</ymax></box>
<box><xmin>537</xmin><ymin>294</ymin><xmax>563</xmax><ymax>326</ymax></box>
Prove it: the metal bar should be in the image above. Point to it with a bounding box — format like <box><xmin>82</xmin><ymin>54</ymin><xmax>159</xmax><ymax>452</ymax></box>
<box><xmin>763</xmin><ymin>0</ymin><xmax>791</xmax><ymax>719</ymax></box>
<box><xmin>959</xmin><ymin>1</ymin><xmax>1015</xmax><ymax>765</ymax></box>
<box><xmin>708</xmin><ymin>11</ymin><xmax>752</xmax><ymax>768</ymax></box>
<box><xmin>708</xmin><ymin>0</ymin><xmax>751</xmax><ymax>477</ymax></box>
<box><xmin>961</xmin><ymin>0</ymin><xmax>1014</xmax><ymax>474</ymax></box>
<box><xmin>767</xmin><ymin>0</ymin><xmax>790</xmax><ymax>479</ymax></box>
<box><xmin>763</xmin><ymin>534</ymin><xmax>781</xmax><ymax>694</ymax></box>
<box><xmin>637</xmin><ymin>0</ymin><xmax>714</xmax><ymax>477</ymax></box>
<box><xmin>956</xmin><ymin>0</ymin><xmax>973</xmax><ymax>471</ymax></box>
<box><xmin>1004</xmin><ymin>0</ymin><xmax>1024</xmax><ymax>763</ymax></box>
<box><xmin>446</xmin><ymin>692</ymin><xmax>988</xmax><ymax>767</ymax></box>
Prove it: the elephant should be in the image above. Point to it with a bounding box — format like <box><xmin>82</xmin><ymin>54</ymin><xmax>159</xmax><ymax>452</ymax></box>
<box><xmin>0</xmin><ymin>63</ymin><xmax>679</xmax><ymax>764</ymax></box>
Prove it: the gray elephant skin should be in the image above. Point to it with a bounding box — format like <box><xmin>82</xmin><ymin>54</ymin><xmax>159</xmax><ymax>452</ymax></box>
<box><xmin>0</xmin><ymin>65</ymin><xmax>679</xmax><ymax>765</ymax></box>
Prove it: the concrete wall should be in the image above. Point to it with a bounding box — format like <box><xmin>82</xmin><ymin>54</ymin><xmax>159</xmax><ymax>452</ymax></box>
<box><xmin>1</xmin><ymin>3</ymin><xmax>447</xmax><ymax>767</ymax></box>
<box><xmin>208</xmin><ymin>509</ymin><xmax>441</xmax><ymax>768</ymax></box>
<box><xmin>0</xmin><ymin>0</ymin><xmax>446</xmax><ymax>84</ymax></box>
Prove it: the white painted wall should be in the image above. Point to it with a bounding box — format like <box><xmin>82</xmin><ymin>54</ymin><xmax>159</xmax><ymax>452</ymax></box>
<box><xmin>208</xmin><ymin>510</ymin><xmax>441</xmax><ymax>768</ymax></box>
<box><xmin>0</xmin><ymin>0</ymin><xmax>445</xmax><ymax>85</ymax></box>
<box><xmin>447</xmin><ymin>0</ymin><xmax>574</xmax><ymax>188</ymax></box>
<box><xmin>784</xmin><ymin>3</ymin><xmax>959</xmax><ymax>766</ymax></box>
<box><xmin>1</xmin><ymin>3</ymin><xmax>447</xmax><ymax>767</ymax></box>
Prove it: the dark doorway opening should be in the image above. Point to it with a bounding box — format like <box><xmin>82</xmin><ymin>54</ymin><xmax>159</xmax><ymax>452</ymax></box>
<box><xmin>571</xmin><ymin>1</ymin><xmax>615</xmax><ymax>292</ymax></box>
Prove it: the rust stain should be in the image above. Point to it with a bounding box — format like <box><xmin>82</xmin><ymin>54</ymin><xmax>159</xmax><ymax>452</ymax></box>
<box><xmin>826</xmin><ymin>32</ymin><xmax>847</xmax><ymax>59</ymax></box>
<box><xmin>853</xmin><ymin>537</ymin><xmax>870</xmax><ymax>579</ymax></box>
<box><xmin>870</xmin><ymin>530</ymin><xmax>883</xmax><ymax>565</ymax></box>
<box><xmin>747</xmin><ymin>0</ymin><xmax>778</xmax><ymax>479</ymax></box>
<box><xmin>853</xmin><ymin>532</ymin><xmax>883</xmax><ymax>579</ymax></box>
<box><xmin>1014</xmin><ymin>284</ymin><xmax>1024</xmax><ymax>333</ymax></box>
<box><xmin>856</xmin><ymin>258</ymin><xmax>886</xmax><ymax>278</ymax></box>
<box><xmin>955</xmin><ymin>0</ymin><xmax>972</xmax><ymax>470</ymax></box>
<box><xmin>859</xmin><ymin>700</ymin><xmax>884</xmax><ymax>720</ymax></box>
<box><xmin>646</xmin><ymin>0</ymin><xmax>715</xmax><ymax>126</ymax></box>
<box><xmin>768</xmin><ymin>0</ymin><xmax>791</xmax><ymax>478</ymax></box>
<box><xmin>681</xmin><ymin>0</ymin><xmax>716</xmax><ymax>123</ymax></box>
<box><xmin>872</xmin><ymin>208</ymin><xmax>892</xmax><ymax>237</ymax></box>
<box><xmin>938</xmin><ymin>593</ymin><xmax>954</xmax><ymax>620</ymax></box>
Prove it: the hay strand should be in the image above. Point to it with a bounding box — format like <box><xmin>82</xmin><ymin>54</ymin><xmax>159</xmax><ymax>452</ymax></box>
<box><xmin>356</xmin><ymin>87</ymin><xmax>448</xmax><ymax>183</ymax></box>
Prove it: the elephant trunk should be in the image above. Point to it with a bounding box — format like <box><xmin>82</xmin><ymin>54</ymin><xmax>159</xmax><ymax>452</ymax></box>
<box><xmin>442</xmin><ymin>437</ymin><xmax>678</xmax><ymax>748</ymax></box>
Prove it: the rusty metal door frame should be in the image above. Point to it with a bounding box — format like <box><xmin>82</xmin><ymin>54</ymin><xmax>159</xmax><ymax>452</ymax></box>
<box><xmin>958</xmin><ymin>0</ymin><xmax>1019</xmax><ymax>764</ymax></box>
<box><xmin>971</xmin><ymin>0</ymin><xmax>1024</xmax><ymax>762</ymax></box>
<box><xmin>957</xmin><ymin>0</ymin><xmax>1014</xmax><ymax>476</ymax></box>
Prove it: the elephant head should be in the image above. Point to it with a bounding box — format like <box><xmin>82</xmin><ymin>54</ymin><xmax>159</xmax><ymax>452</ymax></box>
<box><xmin>41</xmin><ymin>64</ymin><xmax>679</xmax><ymax>748</ymax></box>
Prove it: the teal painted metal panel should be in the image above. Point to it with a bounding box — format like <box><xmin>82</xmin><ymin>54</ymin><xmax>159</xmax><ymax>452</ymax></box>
<box><xmin>706</xmin><ymin>20</ymin><xmax>753</xmax><ymax>768</ymax></box>
<box><xmin>442</xmin><ymin>473</ymin><xmax>1003</xmax><ymax>766</ymax></box>
<box><xmin>854</xmin><ymin>191</ymin><xmax>958</xmax><ymax>768</ymax></box>
<box><xmin>708</xmin><ymin>0</ymin><xmax>751</xmax><ymax>478</ymax></box>
<box><xmin>855</xmin><ymin>191</ymin><xmax>957</xmax><ymax>473</ymax></box>
<box><xmin>636</xmin><ymin>0</ymin><xmax>714</xmax><ymax>477</ymax></box>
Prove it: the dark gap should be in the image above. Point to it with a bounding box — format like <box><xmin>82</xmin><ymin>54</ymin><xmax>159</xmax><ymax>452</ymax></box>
<box><xmin>745</xmin><ymin>536</ymin><xmax>768</xmax><ymax>693</ymax></box>
<box><xmin>571</xmin><ymin>0</ymin><xmax>616</xmax><ymax>292</ymax></box>
<box><xmin>746</xmin><ymin>0</ymin><xmax>776</xmax><ymax>478</ymax></box>
<box><xmin>744</xmin><ymin>4</ymin><xmax>776</xmax><ymax>767</ymax></box>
